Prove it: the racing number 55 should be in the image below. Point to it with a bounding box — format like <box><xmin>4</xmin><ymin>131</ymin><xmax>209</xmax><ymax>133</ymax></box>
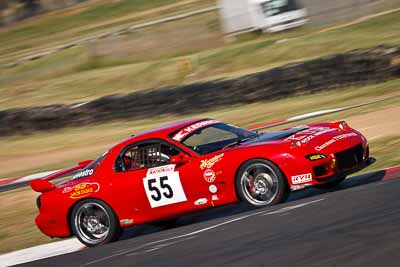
<box><xmin>147</xmin><ymin>176</ymin><xmax>173</xmax><ymax>201</ymax></box>
<box><xmin>143</xmin><ymin>166</ymin><xmax>187</xmax><ymax>208</ymax></box>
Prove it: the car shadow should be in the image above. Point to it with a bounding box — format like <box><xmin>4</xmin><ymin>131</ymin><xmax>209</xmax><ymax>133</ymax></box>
<box><xmin>120</xmin><ymin>167</ymin><xmax>388</xmax><ymax>241</ymax></box>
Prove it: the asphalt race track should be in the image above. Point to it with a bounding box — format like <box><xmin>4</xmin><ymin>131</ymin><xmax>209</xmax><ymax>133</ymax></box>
<box><xmin>21</xmin><ymin>169</ymin><xmax>400</xmax><ymax>267</ymax></box>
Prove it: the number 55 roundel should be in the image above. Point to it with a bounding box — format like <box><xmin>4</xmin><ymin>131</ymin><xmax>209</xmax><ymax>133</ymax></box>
<box><xmin>143</xmin><ymin>165</ymin><xmax>187</xmax><ymax>208</ymax></box>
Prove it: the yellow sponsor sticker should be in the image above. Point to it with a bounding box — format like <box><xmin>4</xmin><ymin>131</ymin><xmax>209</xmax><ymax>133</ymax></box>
<box><xmin>200</xmin><ymin>153</ymin><xmax>224</xmax><ymax>170</ymax></box>
<box><xmin>69</xmin><ymin>182</ymin><xmax>100</xmax><ymax>199</ymax></box>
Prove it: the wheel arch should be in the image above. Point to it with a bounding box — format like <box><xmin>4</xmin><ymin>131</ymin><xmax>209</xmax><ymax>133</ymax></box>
<box><xmin>233</xmin><ymin>157</ymin><xmax>288</xmax><ymax>199</ymax></box>
<box><xmin>67</xmin><ymin>197</ymin><xmax>119</xmax><ymax>235</ymax></box>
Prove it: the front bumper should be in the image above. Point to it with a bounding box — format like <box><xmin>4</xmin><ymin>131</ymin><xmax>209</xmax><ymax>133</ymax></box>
<box><xmin>290</xmin><ymin>143</ymin><xmax>372</xmax><ymax>191</ymax></box>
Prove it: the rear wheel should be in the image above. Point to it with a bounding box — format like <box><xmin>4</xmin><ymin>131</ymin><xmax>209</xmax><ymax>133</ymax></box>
<box><xmin>71</xmin><ymin>199</ymin><xmax>121</xmax><ymax>247</ymax></box>
<box><xmin>236</xmin><ymin>159</ymin><xmax>289</xmax><ymax>208</ymax></box>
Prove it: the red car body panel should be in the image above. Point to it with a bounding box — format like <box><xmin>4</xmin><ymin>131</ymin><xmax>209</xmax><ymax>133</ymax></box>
<box><xmin>32</xmin><ymin>119</ymin><xmax>370</xmax><ymax>238</ymax></box>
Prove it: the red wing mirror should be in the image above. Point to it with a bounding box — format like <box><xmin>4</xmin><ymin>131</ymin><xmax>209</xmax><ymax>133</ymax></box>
<box><xmin>78</xmin><ymin>160</ymin><xmax>93</xmax><ymax>168</ymax></box>
<box><xmin>170</xmin><ymin>153</ymin><xmax>191</xmax><ymax>166</ymax></box>
<box><xmin>30</xmin><ymin>179</ymin><xmax>56</xmax><ymax>193</ymax></box>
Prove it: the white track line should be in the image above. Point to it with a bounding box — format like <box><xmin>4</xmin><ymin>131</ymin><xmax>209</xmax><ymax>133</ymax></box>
<box><xmin>82</xmin><ymin>198</ymin><xmax>325</xmax><ymax>266</ymax></box>
<box><xmin>0</xmin><ymin>198</ymin><xmax>323</xmax><ymax>267</ymax></box>
<box><xmin>0</xmin><ymin>238</ymin><xmax>83</xmax><ymax>267</ymax></box>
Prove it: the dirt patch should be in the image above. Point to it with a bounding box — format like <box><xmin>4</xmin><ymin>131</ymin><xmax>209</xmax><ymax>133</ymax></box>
<box><xmin>345</xmin><ymin>106</ymin><xmax>400</xmax><ymax>140</ymax></box>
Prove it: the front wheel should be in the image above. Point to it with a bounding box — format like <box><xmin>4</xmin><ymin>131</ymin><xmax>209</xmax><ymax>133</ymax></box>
<box><xmin>236</xmin><ymin>159</ymin><xmax>289</xmax><ymax>208</ymax></box>
<box><xmin>71</xmin><ymin>199</ymin><xmax>121</xmax><ymax>247</ymax></box>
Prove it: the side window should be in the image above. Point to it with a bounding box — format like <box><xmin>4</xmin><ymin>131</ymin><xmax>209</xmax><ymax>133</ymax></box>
<box><xmin>117</xmin><ymin>142</ymin><xmax>180</xmax><ymax>172</ymax></box>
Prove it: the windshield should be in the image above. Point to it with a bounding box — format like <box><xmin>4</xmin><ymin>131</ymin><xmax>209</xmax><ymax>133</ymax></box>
<box><xmin>180</xmin><ymin>123</ymin><xmax>258</xmax><ymax>155</ymax></box>
<box><xmin>261</xmin><ymin>0</ymin><xmax>301</xmax><ymax>17</ymax></box>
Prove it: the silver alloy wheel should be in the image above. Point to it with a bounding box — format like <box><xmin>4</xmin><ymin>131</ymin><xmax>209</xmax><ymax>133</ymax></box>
<box><xmin>74</xmin><ymin>202</ymin><xmax>111</xmax><ymax>245</ymax></box>
<box><xmin>240</xmin><ymin>163</ymin><xmax>279</xmax><ymax>205</ymax></box>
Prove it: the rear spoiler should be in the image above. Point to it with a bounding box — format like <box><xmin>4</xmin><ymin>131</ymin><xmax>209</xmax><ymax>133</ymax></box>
<box><xmin>30</xmin><ymin>160</ymin><xmax>92</xmax><ymax>193</ymax></box>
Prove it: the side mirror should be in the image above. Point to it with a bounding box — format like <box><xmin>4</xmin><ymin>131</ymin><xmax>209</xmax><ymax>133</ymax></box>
<box><xmin>170</xmin><ymin>153</ymin><xmax>191</xmax><ymax>166</ymax></box>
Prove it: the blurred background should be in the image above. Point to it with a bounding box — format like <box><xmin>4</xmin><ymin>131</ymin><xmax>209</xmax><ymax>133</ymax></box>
<box><xmin>0</xmin><ymin>0</ymin><xmax>399</xmax><ymax>255</ymax></box>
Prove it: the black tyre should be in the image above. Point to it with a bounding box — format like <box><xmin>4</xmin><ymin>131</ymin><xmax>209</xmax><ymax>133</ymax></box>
<box><xmin>70</xmin><ymin>199</ymin><xmax>121</xmax><ymax>247</ymax></box>
<box><xmin>236</xmin><ymin>159</ymin><xmax>289</xmax><ymax>207</ymax></box>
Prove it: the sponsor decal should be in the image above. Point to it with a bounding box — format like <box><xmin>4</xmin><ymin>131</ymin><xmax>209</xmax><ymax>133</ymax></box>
<box><xmin>200</xmin><ymin>153</ymin><xmax>224</xmax><ymax>170</ymax></box>
<box><xmin>143</xmin><ymin>164</ymin><xmax>187</xmax><ymax>208</ymax></box>
<box><xmin>172</xmin><ymin>120</ymin><xmax>219</xmax><ymax>141</ymax></box>
<box><xmin>212</xmin><ymin>195</ymin><xmax>219</xmax><ymax>201</ymax></box>
<box><xmin>61</xmin><ymin>186</ymin><xmax>73</xmax><ymax>194</ymax></box>
<box><xmin>209</xmin><ymin>184</ymin><xmax>218</xmax><ymax>194</ymax></box>
<box><xmin>120</xmin><ymin>219</ymin><xmax>134</xmax><ymax>225</ymax></box>
<box><xmin>203</xmin><ymin>169</ymin><xmax>216</xmax><ymax>183</ymax></box>
<box><xmin>307</xmin><ymin>154</ymin><xmax>327</xmax><ymax>161</ymax></box>
<box><xmin>194</xmin><ymin>198</ymin><xmax>208</xmax><ymax>206</ymax></box>
<box><xmin>285</xmin><ymin>127</ymin><xmax>336</xmax><ymax>144</ymax></box>
<box><xmin>69</xmin><ymin>182</ymin><xmax>100</xmax><ymax>199</ymax></box>
<box><xmin>72</xmin><ymin>169</ymin><xmax>94</xmax><ymax>179</ymax></box>
<box><xmin>315</xmin><ymin>133</ymin><xmax>358</xmax><ymax>151</ymax></box>
<box><xmin>147</xmin><ymin>165</ymin><xmax>175</xmax><ymax>176</ymax></box>
<box><xmin>291</xmin><ymin>173</ymin><xmax>313</xmax><ymax>185</ymax></box>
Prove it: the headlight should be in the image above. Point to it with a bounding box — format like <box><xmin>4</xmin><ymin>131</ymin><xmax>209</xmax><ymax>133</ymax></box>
<box><xmin>339</xmin><ymin>121</ymin><xmax>347</xmax><ymax>130</ymax></box>
<box><xmin>334</xmin><ymin>121</ymin><xmax>349</xmax><ymax>131</ymax></box>
<box><xmin>306</xmin><ymin>154</ymin><xmax>327</xmax><ymax>161</ymax></box>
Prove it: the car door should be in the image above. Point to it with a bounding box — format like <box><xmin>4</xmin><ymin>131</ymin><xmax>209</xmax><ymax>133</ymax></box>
<box><xmin>112</xmin><ymin>139</ymin><xmax>208</xmax><ymax>223</ymax></box>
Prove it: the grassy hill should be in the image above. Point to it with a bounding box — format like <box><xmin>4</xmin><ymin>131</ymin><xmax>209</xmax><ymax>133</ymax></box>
<box><xmin>1</xmin><ymin>9</ymin><xmax>400</xmax><ymax>109</ymax></box>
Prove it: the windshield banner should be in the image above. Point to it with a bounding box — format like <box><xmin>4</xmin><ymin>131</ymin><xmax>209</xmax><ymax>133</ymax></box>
<box><xmin>172</xmin><ymin>120</ymin><xmax>219</xmax><ymax>141</ymax></box>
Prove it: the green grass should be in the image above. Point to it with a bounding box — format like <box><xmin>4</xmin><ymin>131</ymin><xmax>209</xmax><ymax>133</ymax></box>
<box><xmin>0</xmin><ymin>187</ymin><xmax>57</xmax><ymax>254</ymax></box>
<box><xmin>366</xmin><ymin>136</ymin><xmax>400</xmax><ymax>172</ymax></box>
<box><xmin>0</xmin><ymin>0</ymin><xmax>216</xmax><ymax>58</ymax></box>
<box><xmin>1</xmin><ymin>10</ymin><xmax>400</xmax><ymax>109</ymax></box>
<box><xmin>0</xmin><ymin>0</ymin><xmax>179</xmax><ymax>45</ymax></box>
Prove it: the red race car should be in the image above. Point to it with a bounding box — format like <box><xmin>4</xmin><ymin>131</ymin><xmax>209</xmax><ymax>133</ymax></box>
<box><xmin>30</xmin><ymin>118</ymin><xmax>371</xmax><ymax>246</ymax></box>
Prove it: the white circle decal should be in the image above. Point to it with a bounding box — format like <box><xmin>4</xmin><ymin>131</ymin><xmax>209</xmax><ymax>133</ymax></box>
<box><xmin>209</xmin><ymin>184</ymin><xmax>218</xmax><ymax>194</ymax></box>
<box><xmin>203</xmin><ymin>169</ymin><xmax>216</xmax><ymax>183</ymax></box>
